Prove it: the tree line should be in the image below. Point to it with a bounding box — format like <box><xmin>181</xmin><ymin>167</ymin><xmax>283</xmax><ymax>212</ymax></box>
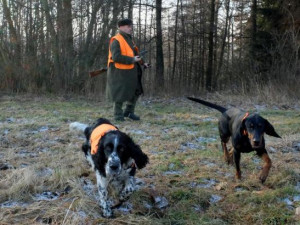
<box><xmin>0</xmin><ymin>0</ymin><xmax>299</xmax><ymax>97</ymax></box>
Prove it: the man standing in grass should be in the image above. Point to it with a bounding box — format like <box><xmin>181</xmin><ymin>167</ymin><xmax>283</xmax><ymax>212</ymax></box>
<box><xmin>106</xmin><ymin>18</ymin><xmax>150</xmax><ymax>121</ymax></box>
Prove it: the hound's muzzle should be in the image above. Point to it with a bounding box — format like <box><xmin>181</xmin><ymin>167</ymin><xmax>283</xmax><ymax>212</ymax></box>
<box><xmin>249</xmin><ymin>132</ymin><xmax>263</xmax><ymax>149</ymax></box>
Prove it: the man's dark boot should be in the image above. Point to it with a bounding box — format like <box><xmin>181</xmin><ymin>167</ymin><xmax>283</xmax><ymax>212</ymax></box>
<box><xmin>124</xmin><ymin>95</ymin><xmax>140</xmax><ymax>120</ymax></box>
<box><xmin>114</xmin><ymin>102</ymin><xmax>124</xmax><ymax>122</ymax></box>
<box><xmin>124</xmin><ymin>112</ymin><xmax>140</xmax><ymax>121</ymax></box>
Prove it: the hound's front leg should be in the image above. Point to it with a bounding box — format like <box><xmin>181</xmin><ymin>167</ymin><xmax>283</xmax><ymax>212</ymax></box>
<box><xmin>258</xmin><ymin>150</ymin><xmax>272</xmax><ymax>184</ymax></box>
<box><xmin>96</xmin><ymin>171</ymin><xmax>112</xmax><ymax>218</ymax></box>
<box><xmin>119</xmin><ymin>176</ymin><xmax>135</xmax><ymax>202</ymax></box>
<box><xmin>233</xmin><ymin>150</ymin><xmax>242</xmax><ymax>180</ymax></box>
<box><xmin>222</xmin><ymin>142</ymin><xmax>233</xmax><ymax>165</ymax></box>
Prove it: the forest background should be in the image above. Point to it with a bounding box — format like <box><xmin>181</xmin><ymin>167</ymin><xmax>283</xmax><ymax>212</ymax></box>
<box><xmin>1</xmin><ymin>1</ymin><xmax>300</xmax><ymax>224</ymax></box>
<box><xmin>0</xmin><ymin>0</ymin><xmax>299</xmax><ymax>99</ymax></box>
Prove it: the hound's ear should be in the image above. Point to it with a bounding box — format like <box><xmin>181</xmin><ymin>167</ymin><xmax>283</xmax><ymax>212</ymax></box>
<box><xmin>239</xmin><ymin>118</ymin><xmax>247</xmax><ymax>135</ymax></box>
<box><xmin>264</xmin><ymin>119</ymin><xmax>281</xmax><ymax>138</ymax></box>
<box><xmin>128</xmin><ymin>139</ymin><xmax>149</xmax><ymax>169</ymax></box>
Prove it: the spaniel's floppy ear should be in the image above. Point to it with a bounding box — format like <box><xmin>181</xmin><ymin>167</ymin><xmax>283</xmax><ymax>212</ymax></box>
<box><xmin>82</xmin><ymin>142</ymin><xmax>90</xmax><ymax>156</ymax></box>
<box><xmin>128</xmin><ymin>138</ymin><xmax>149</xmax><ymax>169</ymax></box>
<box><xmin>264</xmin><ymin>119</ymin><xmax>281</xmax><ymax>138</ymax></box>
<box><xmin>84</xmin><ymin>126</ymin><xmax>92</xmax><ymax>140</ymax></box>
<box><xmin>82</xmin><ymin>126</ymin><xmax>92</xmax><ymax>156</ymax></box>
<box><xmin>92</xmin><ymin>142</ymin><xmax>107</xmax><ymax>176</ymax></box>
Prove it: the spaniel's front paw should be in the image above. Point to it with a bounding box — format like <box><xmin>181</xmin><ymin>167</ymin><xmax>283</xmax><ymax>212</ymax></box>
<box><xmin>100</xmin><ymin>202</ymin><xmax>113</xmax><ymax>218</ymax></box>
<box><xmin>120</xmin><ymin>185</ymin><xmax>135</xmax><ymax>201</ymax></box>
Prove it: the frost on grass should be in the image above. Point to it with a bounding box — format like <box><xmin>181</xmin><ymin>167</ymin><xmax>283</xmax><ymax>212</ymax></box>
<box><xmin>190</xmin><ymin>178</ymin><xmax>218</xmax><ymax>189</ymax></box>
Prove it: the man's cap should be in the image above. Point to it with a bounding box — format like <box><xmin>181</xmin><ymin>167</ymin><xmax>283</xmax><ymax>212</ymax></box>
<box><xmin>118</xmin><ymin>19</ymin><xmax>133</xmax><ymax>27</ymax></box>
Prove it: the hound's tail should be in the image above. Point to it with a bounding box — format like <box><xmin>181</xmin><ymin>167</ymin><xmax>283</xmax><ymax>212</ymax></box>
<box><xmin>187</xmin><ymin>97</ymin><xmax>227</xmax><ymax>113</ymax></box>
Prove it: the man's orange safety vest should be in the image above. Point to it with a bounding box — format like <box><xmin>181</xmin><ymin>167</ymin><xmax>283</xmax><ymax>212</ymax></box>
<box><xmin>90</xmin><ymin>124</ymin><xmax>118</xmax><ymax>155</ymax></box>
<box><xmin>107</xmin><ymin>33</ymin><xmax>138</xmax><ymax>69</ymax></box>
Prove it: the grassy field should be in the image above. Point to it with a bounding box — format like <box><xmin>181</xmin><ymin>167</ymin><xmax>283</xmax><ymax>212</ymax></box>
<box><xmin>0</xmin><ymin>94</ymin><xmax>300</xmax><ymax>225</ymax></box>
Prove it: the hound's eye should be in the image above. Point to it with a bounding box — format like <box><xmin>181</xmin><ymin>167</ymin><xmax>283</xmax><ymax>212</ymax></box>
<box><xmin>250</xmin><ymin>124</ymin><xmax>254</xmax><ymax>128</ymax></box>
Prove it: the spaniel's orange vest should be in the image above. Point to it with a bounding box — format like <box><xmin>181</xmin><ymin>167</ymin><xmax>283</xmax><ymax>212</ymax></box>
<box><xmin>90</xmin><ymin>124</ymin><xmax>118</xmax><ymax>155</ymax></box>
<box><xmin>107</xmin><ymin>33</ymin><xmax>138</xmax><ymax>69</ymax></box>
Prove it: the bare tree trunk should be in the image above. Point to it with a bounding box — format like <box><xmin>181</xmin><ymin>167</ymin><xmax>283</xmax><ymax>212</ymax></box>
<box><xmin>148</xmin><ymin>9</ymin><xmax>154</xmax><ymax>92</ymax></box>
<box><xmin>143</xmin><ymin>0</ymin><xmax>148</xmax><ymax>51</ymax></box>
<box><xmin>62</xmin><ymin>0</ymin><xmax>74</xmax><ymax>90</ymax></box>
<box><xmin>171</xmin><ymin>0</ymin><xmax>180</xmax><ymax>85</ymax></box>
<box><xmin>77</xmin><ymin>1</ymin><xmax>103</xmax><ymax>90</ymax></box>
<box><xmin>57</xmin><ymin>0</ymin><xmax>74</xmax><ymax>90</ymax></box>
<box><xmin>250</xmin><ymin>0</ymin><xmax>257</xmax><ymax>59</ymax></box>
<box><xmin>35</xmin><ymin>2</ymin><xmax>47</xmax><ymax>88</ymax></box>
<box><xmin>212</xmin><ymin>0</ymin><xmax>220</xmax><ymax>90</ymax></box>
<box><xmin>2</xmin><ymin>0</ymin><xmax>22</xmax><ymax>90</ymax></box>
<box><xmin>155</xmin><ymin>0</ymin><xmax>164</xmax><ymax>91</ymax></box>
<box><xmin>179</xmin><ymin>0</ymin><xmax>187</xmax><ymax>89</ymax></box>
<box><xmin>167</xmin><ymin>12</ymin><xmax>172</xmax><ymax>90</ymax></box>
<box><xmin>92</xmin><ymin>0</ymin><xmax>116</xmax><ymax>65</ymax></box>
<box><xmin>216</xmin><ymin>0</ymin><xmax>230</xmax><ymax>83</ymax></box>
<box><xmin>40</xmin><ymin>0</ymin><xmax>60</xmax><ymax>90</ymax></box>
<box><xmin>188</xmin><ymin>4</ymin><xmax>197</xmax><ymax>92</ymax></box>
<box><xmin>238</xmin><ymin>0</ymin><xmax>244</xmax><ymax>60</ymax></box>
<box><xmin>137</xmin><ymin>0</ymin><xmax>142</xmax><ymax>47</ymax></box>
<box><xmin>128</xmin><ymin>0</ymin><xmax>133</xmax><ymax>19</ymax></box>
<box><xmin>206</xmin><ymin>0</ymin><xmax>215</xmax><ymax>91</ymax></box>
<box><xmin>25</xmin><ymin>0</ymin><xmax>39</xmax><ymax>90</ymax></box>
<box><xmin>1</xmin><ymin>0</ymin><xmax>21</xmax><ymax>58</ymax></box>
<box><xmin>197</xmin><ymin>0</ymin><xmax>206</xmax><ymax>91</ymax></box>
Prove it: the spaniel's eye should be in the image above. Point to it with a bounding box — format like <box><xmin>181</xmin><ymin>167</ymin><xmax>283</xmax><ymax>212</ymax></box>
<box><xmin>105</xmin><ymin>144</ymin><xmax>113</xmax><ymax>152</ymax></box>
<box><xmin>117</xmin><ymin>146</ymin><xmax>124</xmax><ymax>152</ymax></box>
<box><xmin>250</xmin><ymin>124</ymin><xmax>254</xmax><ymax>129</ymax></box>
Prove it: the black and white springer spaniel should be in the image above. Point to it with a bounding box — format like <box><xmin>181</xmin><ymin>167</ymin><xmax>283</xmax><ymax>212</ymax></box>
<box><xmin>81</xmin><ymin>118</ymin><xmax>149</xmax><ymax>218</ymax></box>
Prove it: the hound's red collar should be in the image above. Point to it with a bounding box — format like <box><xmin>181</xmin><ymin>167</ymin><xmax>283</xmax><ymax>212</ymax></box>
<box><xmin>242</xmin><ymin>112</ymin><xmax>249</xmax><ymax>121</ymax></box>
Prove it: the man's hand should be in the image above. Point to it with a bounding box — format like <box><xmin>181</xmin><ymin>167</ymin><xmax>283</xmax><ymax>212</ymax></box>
<box><xmin>134</xmin><ymin>56</ymin><xmax>141</xmax><ymax>62</ymax></box>
<box><xmin>143</xmin><ymin>63</ymin><xmax>151</xmax><ymax>69</ymax></box>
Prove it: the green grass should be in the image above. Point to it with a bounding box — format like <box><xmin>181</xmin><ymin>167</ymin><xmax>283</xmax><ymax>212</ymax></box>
<box><xmin>0</xmin><ymin>94</ymin><xmax>300</xmax><ymax>224</ymax></box>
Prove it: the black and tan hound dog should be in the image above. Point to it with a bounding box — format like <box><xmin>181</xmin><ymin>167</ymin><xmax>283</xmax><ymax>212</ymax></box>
<box><xmin>188</xmin><ymin>97</ymin><xmax>281</xmax><ymax>183</ymax></box>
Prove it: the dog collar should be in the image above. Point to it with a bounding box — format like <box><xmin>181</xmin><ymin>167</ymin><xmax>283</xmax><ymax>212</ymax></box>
<box><xmin>130</xmin><ymin>162</ymin><xmax>136</xmax><ymax>168</ymax></box>
<box><xmin>125</xmin><ymin>161</ymin><xmax>136</xmax><ymax>170</ymax></box>
<box><xmin>242</xmin><ymin>112</ymin><xmax>249</xmax><ymax>121</ymax></box>
<box><xmin>90</xmin><ymin>124</ymin><xmax>118</xmax><ymax>155</ymax></box>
